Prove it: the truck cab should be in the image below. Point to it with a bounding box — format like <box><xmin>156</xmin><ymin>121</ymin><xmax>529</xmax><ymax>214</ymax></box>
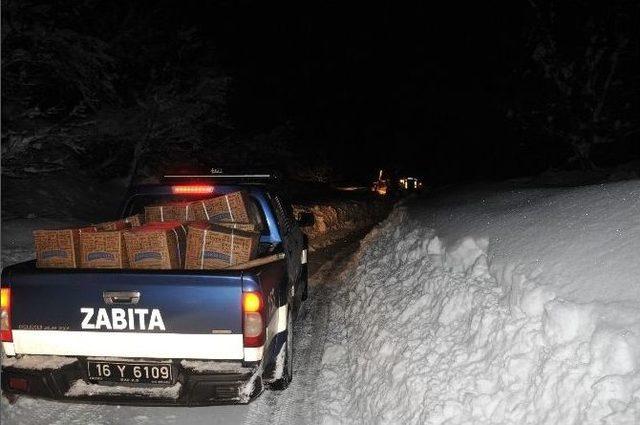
<box><xmin>1</xmin><ymin>175</ymin><xmax>311</xmax><ymax>404</ymax></box>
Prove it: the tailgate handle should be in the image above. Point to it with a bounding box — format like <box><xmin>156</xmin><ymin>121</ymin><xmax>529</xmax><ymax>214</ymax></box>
<box><xmin>103</xmin><ymin>291</ymin><xmax>141</xmax><ymax>305</ymax></box>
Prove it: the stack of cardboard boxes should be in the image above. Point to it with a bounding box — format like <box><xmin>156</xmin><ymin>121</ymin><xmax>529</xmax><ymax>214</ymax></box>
<box><xmin>80</xmin><ymin>230</ymin><xmax>129</xmax><ymax>268</ymax></box>
<box><xmin>34</xmin><ymin>227</ymin><xmax>97</xmax><ymax>269</ymax></box>
<box><xmin>144</xmin><ymin>202</ymin><xmax>192</xmax><ymax>223</ymax></box>
<box><xmin>124</xmin><ymin>221</ymin><xmax>187</xmax><ymax>269</ymax></box>
<box><xmin>34</xmin><ymin>191</ymin><xmax>261</xmax><ymax>270</ymax></box>
<box><xmin>185</xmin><ymin>223</ymin><xmax>259</xmax><ymax>270</ymax></box>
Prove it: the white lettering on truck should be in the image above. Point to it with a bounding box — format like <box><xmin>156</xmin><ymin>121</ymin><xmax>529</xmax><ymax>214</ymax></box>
<box><xmin>80</xmin><ymin>308</ymin><xmax>166</xmax><ymax>331</ymax></box>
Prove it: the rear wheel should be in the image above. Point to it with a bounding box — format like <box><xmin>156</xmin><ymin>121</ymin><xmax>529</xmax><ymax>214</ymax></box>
<box><xmin>269</xmin><ymin>308</ymin><xmax>293</xmax><ymax>390</ymax></box>
<box><xmin>3</xmin><ymin>393</ymin><xmax>19</xmax><ymax>404</ymax></box>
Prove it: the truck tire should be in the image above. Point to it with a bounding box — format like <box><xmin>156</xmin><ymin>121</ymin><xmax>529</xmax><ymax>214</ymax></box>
<box><xmin>302</xmin><ymin>279</ymin><xmax>308</xmax><ymax>301</ymax></box>
<box><xmin>269</xmin><ymin>308</ymin><xmax>293</xmax><ymax>390</ymax></box>
<box><xmin>3</xmin><ymin>393</ymin><xmax>19</xmax><ymax>404</ymax></box>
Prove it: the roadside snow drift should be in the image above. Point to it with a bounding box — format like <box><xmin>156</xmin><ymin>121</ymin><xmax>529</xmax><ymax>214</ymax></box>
<box><xmin>319</xmin><ymin>180</ymin><xmax>640</xmax><ymax>425</ymax></box>
<box><xmin>294</xmin><ymin>199</ymin><xmax>389</xmax><ymax>249</ymax></box>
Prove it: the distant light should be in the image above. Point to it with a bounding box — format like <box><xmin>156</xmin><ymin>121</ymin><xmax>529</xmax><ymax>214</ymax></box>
<box><xmin>171</xmin><ymin>185</ymin><xmax>214</xmax><ymax>195</ymax></box>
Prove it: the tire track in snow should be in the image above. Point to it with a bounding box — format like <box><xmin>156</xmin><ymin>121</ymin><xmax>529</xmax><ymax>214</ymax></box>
<box><xmin>244</xmin><ymin>228</ymin><xmax>372</xmax><ymax>425</ymax></box>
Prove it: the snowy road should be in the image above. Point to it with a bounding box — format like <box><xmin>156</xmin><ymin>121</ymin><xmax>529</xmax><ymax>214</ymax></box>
<box><xmin>244</xmin><ymin>227</ymin><xmax>370</xmax><ymax>425</ymax></box>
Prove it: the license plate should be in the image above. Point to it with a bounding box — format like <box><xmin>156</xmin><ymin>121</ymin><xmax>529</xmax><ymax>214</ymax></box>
<box><xmin>87</xmin><ymin>361</ymin><xmax>173</xmax><ymax>385</ymax></box>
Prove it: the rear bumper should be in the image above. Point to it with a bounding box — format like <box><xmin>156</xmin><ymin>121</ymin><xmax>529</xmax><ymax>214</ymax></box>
<box><xmin>1</xmin><ymin>357</ymin><xmax>262</xmax><ymax>406</ymax></box>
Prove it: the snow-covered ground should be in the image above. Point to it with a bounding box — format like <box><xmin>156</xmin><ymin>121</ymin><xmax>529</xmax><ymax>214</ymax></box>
<box><xmin>318</xmin><ymin>180</ymin><xmax>640</xmax><ymax>424</ymax></box>
<box><xmin>3</xmin><ymin>180</ymin><xmax>639</xmax><ymax>424</ymax></box>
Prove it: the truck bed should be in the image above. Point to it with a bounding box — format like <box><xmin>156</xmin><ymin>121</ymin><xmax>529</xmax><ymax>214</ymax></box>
<box><xmin>1</xmin><ymin>248</ymin><xmax>285</xmax><ymax>360</ymax></box>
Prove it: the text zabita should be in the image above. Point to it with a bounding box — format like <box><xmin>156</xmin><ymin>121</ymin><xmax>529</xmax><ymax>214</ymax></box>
<box><xmin>80</xmin><ymin>308</ymin><xmax>166</xmax><ymax>331</ymax></box>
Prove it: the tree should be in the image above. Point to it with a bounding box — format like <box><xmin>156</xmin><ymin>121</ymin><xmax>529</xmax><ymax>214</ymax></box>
<box><xmin>510</xmin><ymin>0</ymin><xmax>639</xmax><ymax>170</ymax></box>
<box><xmin>1</xmin><ymin>1</ymin><xmax>233</xmax><ymax>181</ymax></box>
<box><xmin>1</xmin><ymin>0</ymin><xmax>301</xmax><ymax>189</ymax></box>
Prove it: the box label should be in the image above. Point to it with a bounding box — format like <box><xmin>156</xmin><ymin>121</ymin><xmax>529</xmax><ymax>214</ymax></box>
<box><xmin>134</xmin><ymin>252</ymin><xmax>163</xmax><ymax>262</ymax></box>
<box><xmin>87</xmin><ymin>252</ymin><xmax>116</xmax><ymax>261</ymax></box>
<box><xmin>41</xmin><ymin>249</ymin><xmax>69</xmax><ymax>259</ymax></box>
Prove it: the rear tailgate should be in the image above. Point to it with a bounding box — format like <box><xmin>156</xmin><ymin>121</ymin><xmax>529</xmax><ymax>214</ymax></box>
<box><xmin>4</xmin><ymin>264</ymin><xmax>245</xmax><ymax>360</ymax></box>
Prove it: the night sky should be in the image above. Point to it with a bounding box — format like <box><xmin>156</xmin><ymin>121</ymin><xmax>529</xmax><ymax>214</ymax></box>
<box><xmin>3</xmin><ymin>1</ymin><xmax>638</xmax><ymax>186</ymax></box>
<box><xmin>194</xmin><ymin>1</ymin><xmax>527</xmax><ymax>182</ymax></box>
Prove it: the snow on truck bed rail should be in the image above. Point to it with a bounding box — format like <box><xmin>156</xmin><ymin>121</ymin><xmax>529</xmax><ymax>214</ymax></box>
<box><xmin>318</xmin><ymin>180</ymin><xmax>640</xmax><ymax>425</ymax></box>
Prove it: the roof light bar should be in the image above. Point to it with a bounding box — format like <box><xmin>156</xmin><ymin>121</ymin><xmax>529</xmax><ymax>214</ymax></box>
<box><xmin>165</xmin><ymin>174</ymin><xmax>272</xmax><ymax>179</ymax></box>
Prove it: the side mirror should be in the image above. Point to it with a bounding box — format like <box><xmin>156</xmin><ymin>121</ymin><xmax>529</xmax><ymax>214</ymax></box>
<box><xmin>296</xmin><ymin>211</ymin><xmax>315</xmax><ymax>228</ymax></box>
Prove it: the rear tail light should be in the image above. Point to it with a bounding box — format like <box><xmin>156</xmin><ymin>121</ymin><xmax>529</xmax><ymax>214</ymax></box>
<box><xmin>1</xmin><ymin>287</ymin><xmax>12</xmax><ymax>342</ymax></box>
<box><xmin>243</xmin><ymin>292</ymin><xmax>262</xmax><ymax>312</ymax></box>
<box><xmin>171</xmin><ymin>185</ymin><xmax>214</xmax><ymax>195</ymax></box>
<box><xmin>242</xmin><ymin>291</ymin><xmax>264</xmax><ymax>347</ymax></box>
<box><xmin>9</xmin><ymin>377</ymin><xmax>29</xmax><ymax>392</ymax></box>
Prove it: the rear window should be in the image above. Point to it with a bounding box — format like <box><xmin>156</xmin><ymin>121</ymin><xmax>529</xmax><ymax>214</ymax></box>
<box><xmin>122</xmin><ymin>193</ymin><xmax>267</xmax><ymax>234</ymax></box>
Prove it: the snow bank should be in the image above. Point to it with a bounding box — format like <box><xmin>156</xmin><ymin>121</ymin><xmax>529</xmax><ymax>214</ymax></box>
<box><xmin>293</xmin><ymin>199</ymin><xmax>389</xmax><ymax>249</ymax></box>
<box><xmin>318</xmin><ymin>180</ymin><xmax>640</xmax><ymax>425</ymax></box>
<box><xmin>419</xmin><ymin>181</ymin><xmax>640</xmax><ymax>304</ymax></box>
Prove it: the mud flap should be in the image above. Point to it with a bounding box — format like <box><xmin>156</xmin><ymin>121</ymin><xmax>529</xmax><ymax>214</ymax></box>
<box><xmin>262</xmin><ymin>325</ymin><xmax>287</xmax><ymax>384</ymax></box>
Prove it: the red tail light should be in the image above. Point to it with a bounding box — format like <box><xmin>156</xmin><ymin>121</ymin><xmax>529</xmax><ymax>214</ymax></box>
<box><xmin>171</xmin><ymin>185</ymin><xmax>214</xmax><ymax>195</ymax></box>
<box><xmin>9</xmin><ymin>377</ymin><xmax>29</xmax><ymax>392</ymax></box>
<box><xmin>242</xmin><ymin>292</ymin><xmax>264</xmax><ymax>347</ymax></box>
<box><xmin>1</xmin><ymin>287</ymin><xmax>12</xmax><ymax>342</ymax></box>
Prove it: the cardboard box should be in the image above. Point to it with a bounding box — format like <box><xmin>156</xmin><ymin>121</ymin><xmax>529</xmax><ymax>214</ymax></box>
<box><xmin>124</xmin><ymin>221</ymin><xmax>186</xmax><ymax>269</ymax></box>
<box><xmin>77</xmin><ymin>225</ymin><xmax>99</xmax><ymax>233</ymax></box>
<box><xmin>34</xmin><ymin>227</ymin><xmax>97</xmax><ymax>268</ymax></box>
<box><xmin>189</xmin><ymin>191</ymin><xmax>259</xmax><ymax>223</ymax></box>
<box><xmin>185</xmin><ymin>224</ymin><xmax>260</xmax><ymax>270</ymax></box>
<box><xmin>124</xmin><ymin>214</ymin><xmax>143</xmax><ymax>227</ymax></box>
<box><xmin>216</xmin><ymin>221</ymin><xmax>260</xmax><ymax>232</ymax></box>
<box><xmin>145</xmin><ymin>202</ymin><xmax>192</xmax><ymax>223</ymax></box>
<box><xmin>94</xmin><ymin>219</ymin><xmax>132</xmax><ymax>231</ymax></box>
<box><xmin>80</xmin><ymin>231</ymin><xmax>129</xmax><ymax>268</ymax></box>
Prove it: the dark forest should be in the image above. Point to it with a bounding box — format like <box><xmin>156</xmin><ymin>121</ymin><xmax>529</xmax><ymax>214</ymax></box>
<box><xmin>2</xmin><ymin>0</ymin><xmax>639</xmax><ymax>188</ymax></box>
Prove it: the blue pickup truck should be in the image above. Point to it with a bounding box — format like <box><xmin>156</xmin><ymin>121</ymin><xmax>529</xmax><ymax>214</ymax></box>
<box><xmin>0</xmin><ymin>175</ymin><xmax>313</xmax><ymax>405</ymax></box>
